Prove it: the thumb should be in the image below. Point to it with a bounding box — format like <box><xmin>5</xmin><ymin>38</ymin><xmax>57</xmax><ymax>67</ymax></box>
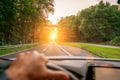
<box><xmin>46</xmin><ymin>70</ymin><xmax>69</xmax><ymax>80</ymax></box>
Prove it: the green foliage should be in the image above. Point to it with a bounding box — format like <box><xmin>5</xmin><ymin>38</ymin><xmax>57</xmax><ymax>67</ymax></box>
<box><xmin>77</xmin><ymin>1</ymin><xmax>120</xmax><ymax>42</ymax></box>
<box><xmin>58</xmin><ymin>15</ymin><xmax>79</xmax><ymax>42</ymax></box>
<box><xmin>58</xmin><ymin>1</ymin><xmax>120</xmax><ymax>45</ymax></box>
<box><xmin>118</xmin><ymin>0</ymin><xmax>120</xmax><ymax>4</ymax></box>
<box><xmin>111</xmin><ymin>36</ymin><xmax>120</xmax><ymax>45</ymax></box>
<box><xmin>0</xmin><ymin>0</ymin><xmax>54</xmax><ymax>45</ymax></box>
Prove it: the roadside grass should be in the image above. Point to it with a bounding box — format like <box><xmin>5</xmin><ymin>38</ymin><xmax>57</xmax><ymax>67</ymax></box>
<box><xmin>0</xmin><ymin>44</ymin><xmax>38</xmax><ymax>55</ymax></box>
<box><xmin>63</xmin><ymin>42</ymin><xmax>120</xmax><ymax>59</ymax></box>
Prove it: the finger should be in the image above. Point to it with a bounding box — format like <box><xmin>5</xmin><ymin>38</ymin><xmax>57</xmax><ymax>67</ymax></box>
<box><xmin>40</xmin><ymin>53</ymin><xmax>48</xmax><ymax>63</ymax></box>
<box><xmin>32</xmin><ymin>51</ymin><xmax>48</xmax><ymax>63</ymax></box>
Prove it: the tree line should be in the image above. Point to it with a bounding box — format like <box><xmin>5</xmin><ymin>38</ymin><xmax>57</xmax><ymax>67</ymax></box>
<box><xmin>0</xmin><ymin>0</ymin><xmax>54</xmax><ymax>45</ymax></box>
<box><xmin>58</xmin><ymin>1</ymin><xmax>120</xmax><ymax>45</ymax></box>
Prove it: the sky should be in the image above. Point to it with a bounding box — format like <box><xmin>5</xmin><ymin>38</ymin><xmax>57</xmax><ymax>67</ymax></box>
<box><xmin>48</xmin><ymin>0</ymin><xmax>118</xmax><ymax>24</ymax></box>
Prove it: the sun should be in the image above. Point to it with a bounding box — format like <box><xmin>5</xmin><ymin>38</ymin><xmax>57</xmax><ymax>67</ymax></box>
<box><xmin>50</xmin><ymin>33</ymin><xmax>57</xmax><ymax>41</ymax></box>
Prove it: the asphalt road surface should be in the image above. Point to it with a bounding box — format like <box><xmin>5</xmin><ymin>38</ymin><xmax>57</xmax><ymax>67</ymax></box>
<box><xmin>0</xmin><ymin>42</ymin><xmax>97</xmax><ymax>58</ymax></box>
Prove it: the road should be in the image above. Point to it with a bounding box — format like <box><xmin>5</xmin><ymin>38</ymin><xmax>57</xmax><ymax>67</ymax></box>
<box><xmin>0</xmin><ymin>42</ymin><xmax>120</xmax><ymax>80</ymax></box>
<box><xmin>0</xmin><ymin>42</ymin><xmax>97</xmax><ymax>58</ymax></box>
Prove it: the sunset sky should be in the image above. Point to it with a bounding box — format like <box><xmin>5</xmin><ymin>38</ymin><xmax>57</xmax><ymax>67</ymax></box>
<box><xmin>48</xmin><ymin>0</ymin><xmax>118</xmax><ymax>24</ymax></box>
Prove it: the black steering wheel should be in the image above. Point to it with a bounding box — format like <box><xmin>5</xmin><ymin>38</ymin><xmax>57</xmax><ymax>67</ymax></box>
<box><xmin>47</xmin><ymin>63</ymin><xmax>79</xmax><ymax>80</ymax></box>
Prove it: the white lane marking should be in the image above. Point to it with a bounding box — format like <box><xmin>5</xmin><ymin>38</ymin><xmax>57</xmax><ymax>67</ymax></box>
<box><xmin>57</xmin><ymin>44</ymin><xmax>72</xmax><ymax>56</ymax></box>
<box><xmin>43</xmin><ymin>48</ymin><xmax>47</xmax><ymax>51</ymax></box>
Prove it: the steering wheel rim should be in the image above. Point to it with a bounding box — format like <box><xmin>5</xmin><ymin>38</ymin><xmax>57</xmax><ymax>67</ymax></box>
<box><xmin>47</xmin><ymin>63</ymin><xmax>79</xmax><ymax>80</ymax></box>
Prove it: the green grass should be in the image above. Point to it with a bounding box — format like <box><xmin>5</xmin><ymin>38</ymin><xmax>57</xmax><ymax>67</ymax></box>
<box><xmin>63</xmin><ymin>42</ymin><xmax>120</xmax><ymax>59</ymax></box>
<box><xmin>0</xmin><ymin>45</ymin><xmax>37</xmax><ymax>55</ymax></box>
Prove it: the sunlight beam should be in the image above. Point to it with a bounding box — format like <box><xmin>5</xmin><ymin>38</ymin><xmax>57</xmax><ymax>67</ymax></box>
<box><xmin>50</xmin><ymin>33</ymin><xmax>57</xmax><ymax>41</ymax></box>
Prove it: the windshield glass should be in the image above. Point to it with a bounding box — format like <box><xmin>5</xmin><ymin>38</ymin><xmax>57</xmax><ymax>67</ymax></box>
<box><xmin>0</xmin><ymin>0</ymin><xmax>120</xmax><ymax>59</ymax></box>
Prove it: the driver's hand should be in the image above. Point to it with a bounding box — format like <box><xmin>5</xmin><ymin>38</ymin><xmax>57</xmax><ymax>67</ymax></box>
<box><xmin>6</xmin><ymin>51</ymin><xmax>69</xmax><ymax>80</ymax></box>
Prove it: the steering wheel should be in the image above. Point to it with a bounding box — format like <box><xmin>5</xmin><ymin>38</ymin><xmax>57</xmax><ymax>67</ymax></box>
<box><xmin>0</xmin><ymin>59</ymin><xmax>79</xmax><ymax>80</ymax></box>
<box><xmin>47</xmin><ymin>63</ymin><xmax>79</xmax><ymax>80</ymax></box>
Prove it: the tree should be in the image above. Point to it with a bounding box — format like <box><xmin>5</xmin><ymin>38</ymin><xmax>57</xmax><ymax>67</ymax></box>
<box><xmin>58</xmin><ymin>1</ymin><xmax>120</xmax><ymax>44</ymax></box>
<box><xmin>58</xmin><ymin>15</ymin><xmax>79</xmax><ymax>42</ymax></box>
<box><xmin>0</xmin><ymin>0</ymin><xmax>55</xmax><ymax>45</ymax></box>
<box><xmin>118</xmin><ymin>0</ymin><xmax>120</xmax><ymax>4</ymax></box>
<box><xmin>75</xmin><ymin>1</ymin><xmax>120</xmax><ymax>43</ymax></box>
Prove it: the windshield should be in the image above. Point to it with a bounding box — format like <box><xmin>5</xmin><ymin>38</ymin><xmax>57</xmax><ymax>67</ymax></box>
<box><xmin>0</xmin><ymin>0</ymin><xmax>120</xmax><ymax>59</ymax></box>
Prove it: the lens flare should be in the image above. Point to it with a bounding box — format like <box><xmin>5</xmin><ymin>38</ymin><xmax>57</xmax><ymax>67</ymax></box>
<box><xmin>50</xmin><ymin>33</ymin><xmax>57</xmax><ymax>41</ymax></box>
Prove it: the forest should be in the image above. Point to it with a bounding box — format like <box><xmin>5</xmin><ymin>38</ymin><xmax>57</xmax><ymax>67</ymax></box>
<box><xmin>0</xmin><ymin>0</ymin><xmax>120</xmax><ymax>46</ymax></box>
<box><xmin>58</xmin><ymin>1</ymin><xmax>120</xmax><ymax>45</ymax></box>
<box><xmin>0</xmin><ymin>0</ymin><xmax>54</xmax><ymax>45</ymax></box>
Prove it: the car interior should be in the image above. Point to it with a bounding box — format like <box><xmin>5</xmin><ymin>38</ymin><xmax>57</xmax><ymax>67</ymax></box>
<box><xmin>0</xmin><ymin>56</ymin><xmax>120</xmax><ymax>80</ymax></box>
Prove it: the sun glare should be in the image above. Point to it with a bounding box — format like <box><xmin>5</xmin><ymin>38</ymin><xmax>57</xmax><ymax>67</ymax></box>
<box><xmin>50</xmin><ymin>33</ymin><xmax>57</xmax><ymax>41</ymax></box>
<box><xmin>48</xmin><ymin>14</ymin><xmax>58</xmax><ymax>25</ymax></box>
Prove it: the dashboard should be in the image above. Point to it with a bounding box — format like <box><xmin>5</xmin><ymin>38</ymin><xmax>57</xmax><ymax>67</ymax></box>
<box><xmin>48</xmin><ymin>57</ymin><xmax>120</xmax><ymax>80</ymax></box>
<box><xmin>0</xmin><ymin>57</ymin><xmax>120</xmax><ymax>80</ymax></box>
